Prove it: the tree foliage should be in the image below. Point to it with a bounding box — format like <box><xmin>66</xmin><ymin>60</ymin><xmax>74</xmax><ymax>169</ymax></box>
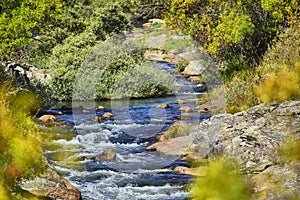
<box><xmin>0</xmin><ymin>0</ymin><xmax>63</xmax><ymax>60</ymax></box>
<box><xmin>128</xmin><ymin>0</ymin><xmax>168</xmax><ymax>20</ymax></box>
<box><xmin>165</xmin><ymin>0</ymin><xmax>299</xmax><ymax>76</ymax></box>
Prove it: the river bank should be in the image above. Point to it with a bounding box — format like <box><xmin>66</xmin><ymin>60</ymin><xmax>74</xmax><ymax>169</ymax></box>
<box><xmin>148</xmin><ymin>100</ymin><xmax>300</xmax><ymax>199</ymax></box>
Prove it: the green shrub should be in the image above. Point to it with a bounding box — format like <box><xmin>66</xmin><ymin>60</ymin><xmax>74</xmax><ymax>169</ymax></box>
<box><xmin>279</xmin><ymin>137</ymin><xmax>300</xmax><ymax>164</ymax></box>
<box><xmin>226</xmin><ymin>70</ymin><xmax>260</xmax><ymax>113</ymax></box>
<box><xmin>255</xmin><ymin>27</ymin><xmax>300</xmax><ymax>103</ymax></box>
<box><xmin>191</xmin><ymin>158</ymin><xmax>251</xmax><ymax>200</ymax></box>
<box><xmin>225</xmin><ymin>27</ymin><xmax>300</xmax><ymax>113</ymax></box>
<box><xmin>73</xmin><ymin>37</ymin><xmax>175</xmax><ymax>100</ymax></box>
<box><xmin>256</xmin><ymin>63</ymin><xmax>300</xmax><ymax>103</ymax></box>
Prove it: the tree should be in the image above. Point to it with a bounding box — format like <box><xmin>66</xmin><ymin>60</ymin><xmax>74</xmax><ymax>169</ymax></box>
<box><xmin>165</xmin><ymin>0</ymin><xmax>299</xmax><ymax>78</ymax></box>
<box><xmin>0</xmin><ymin>0</ymin><xmax>63</xmax><ymax>61</ymax></box>
<box><xmin>128</xmin><ymin>0</ymin><xmax>168</xmax><ymax>20</ymax></box>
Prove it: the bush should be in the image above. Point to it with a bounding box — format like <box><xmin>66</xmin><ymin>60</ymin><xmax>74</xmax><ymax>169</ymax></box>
<box><xmin>191</xmin><ymin>158</ymin><xmax>250</xmax><ymax>200</ymax></box>
<box><xmin>73</xmin><ymin>37</ymin><xmax>174</xmax><ymax>100</ymax></box>
<box><xmin>225</xmin><ymin>27</ymin><xmax>300</xmax><ymax>113</ymax></box>
<box><xmin>0</xmin><ymin>85</ymin><xmax>45</xmax><ymax>198</ymax></box>
<box><xmin>279</xmin><ymin>137</ymin><xmax>300</xmax><ymax>164</ymax></box>
<box><xmin>256</xmin><ymin>63</ymin><xmax>300</xmax><ymax>103</ymax></box>
<box><xmin>226</xmin><ymin>70</ymin><xmax>260</xmax><ymax>113</ymax></box>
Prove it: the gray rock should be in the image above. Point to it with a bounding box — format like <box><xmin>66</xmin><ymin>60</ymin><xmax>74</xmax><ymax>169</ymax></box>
<box><xmin>181</xmin><ymin>61</ymin><xmax>204</xmax><ymax>76</ymax></box>
<box><xmin>96</xmin><ymin>149</ymin><xmax>117</xmax><ymax>162</ymax></box>
<box><xmin>189</xmin><ymin>101</ymin><xmax>300</xmax><ymax>171</ymax></box>
<box><xmin>251</xmin><ymin>164</ymin><xmax>300</xmax><ymax>200</ymax></box>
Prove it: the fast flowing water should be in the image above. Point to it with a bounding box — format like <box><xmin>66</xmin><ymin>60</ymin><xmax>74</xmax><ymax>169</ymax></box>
<box><xmin>41</xmin><ymin>62</ymin><xmax>208</xmax><ymax>200</ymax></box>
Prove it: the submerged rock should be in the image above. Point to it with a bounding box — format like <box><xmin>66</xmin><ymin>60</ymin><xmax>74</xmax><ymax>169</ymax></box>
<box><xmin>21</xmin><ymin>164</ymin><xmax>81</xmax><ymax>200</ymax></box>
<box><xmin>173</xmin><ymin>166</ymin><xmax>207</xmax><ymax>177</ymax></box>
<box><xmin>96</xmin><ymin>149</ymin><xmax>117</xmax><ymax>162</ymax></box>
<box><xmin>179</xmin><ymin>106</ymin><xmax>193</xmax><ymax>113</ymax></box>
<box><xmin>92</xmin><ymin>116</ymin><xmax>102</xmax><ymax>122</ymax></box>
<box><xmin>174</xmin><ymin>99</ymin><xmax>184</xmax><ymax>104</ymax></box>
<box><xmin>156</xmin><ymin>103</ymin><xmax>170</xmax><ymax>108</ymax></box>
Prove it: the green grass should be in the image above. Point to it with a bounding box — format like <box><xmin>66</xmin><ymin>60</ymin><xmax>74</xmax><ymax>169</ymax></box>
<box><xmin>163</xmin><ymin>38</ymin><xmax>192</xmax><ymax>53</ymax></box>
<box><xmin>164</xmin><ymin>122</ymin><xmax>191</xmax><ymax>140</ymax></box>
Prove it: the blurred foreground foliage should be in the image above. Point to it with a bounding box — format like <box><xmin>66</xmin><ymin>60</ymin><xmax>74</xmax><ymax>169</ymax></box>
<box><xmin>191</xmin><ymin>158</ymin><xmax>251</xmax><ymax>200</ymax></box>
<box><xmin>0</xmin><ymin>85</ymin><xmax>45</xmax><ymax>198</ymax></box>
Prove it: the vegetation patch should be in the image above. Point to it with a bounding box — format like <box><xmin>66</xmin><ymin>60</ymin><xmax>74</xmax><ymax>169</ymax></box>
<box><xmin>0</xmin><ymin>85</ymin><xmax>45</xmax><ymax>198</ymax></box>
<box><xmin>164</xmin><ymin>122</ymin><xmax>190</xmax><ymax>140</ymax></box>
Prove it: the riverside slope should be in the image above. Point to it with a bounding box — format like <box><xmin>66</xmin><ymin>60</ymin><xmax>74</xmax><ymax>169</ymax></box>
<box><xmin>149</xmin><ymin>100</ymin><xmax>300</xmax><ymax>199</ymax></box>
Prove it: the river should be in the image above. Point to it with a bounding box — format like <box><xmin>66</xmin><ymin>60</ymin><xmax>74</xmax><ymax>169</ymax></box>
<box><xmin>40</xmin><ymin>62</ymin><xmax>208</xmax><ymax>200</ymax></box>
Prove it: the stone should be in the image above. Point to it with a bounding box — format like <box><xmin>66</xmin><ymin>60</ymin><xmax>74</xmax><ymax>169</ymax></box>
<box><xmin>97</xmin><ymin>105</ymin><xmax>105</xmax><ymax>110</ymax></box>
<box><xmin>156</xmin><ymin>103</ymin><xmax>170</xmax><ymax>108</ymax></box>
<box><xmin>193</xmin><ymin>84</ymin><xmax>208</xmax><ymax>93</ymax></box>
<box><xmin>146</xmin><ymin>136</ymin><xmax>190</xmax><ymax>156</ymax></box>
<box><xmin>143</xmin><ymin>51</ymin><xmax>188</xmax><ymax>65</ymax></box>
<box><xmin>181</xmin><ymin>61</ymin><xmax>204</xmax><ymax>76</ymax></box>
<box><xmin>38</xmin><ymin>115</ymin><xmax>56</xmax><ymax>123</ymax></box>
<box><xmin>188</xmin><ymin>76</ymin><xmax>204</xmax><ymax>83</ymax></box>
<box><xmin>102</xmin><ymin>112</ymin><xmax>113</xmax><ymax>118</ymax></box>
<box><xmin>92</xmin><ymin>116</ymin><xmax>102</xmax><ymax>122</ymax></box>
<box><xmin>179</xmin><ymin>106</ymin><xmax>193</xmax><ymax>113</ymax></box>
<box><xmin>173</xmin><ymin>166</ymin><xmax>207</xmax><ymax>176</ymax></box>
<box><xmin>56</xmin><ymin>111</ymin><xmax>63</xmax><ymax>115</ymax></box>
<box><xmin>174</xmin><ymin>100</ymin><xmax>184</xmax><ymax>104</ymax></box>
<box><xmin>148</xmin><ymin>18</ymin><xmax>165</xmax><ymax>24</ymax></box>
<box><xmin>199</xmin><ymin>107</ymin><xmax>209</xmax><ymax>114</ymax></box>
<box><xmin>250</xmin><ymin>164</ymin><xmax>300</xmax><ymax>200</ymax></box>
<box><xmin>189</xmin><ymin>101</ymin><xmax>300</xmax><ymax>171</ymax></box>
<box><xmin>21</xmin><ymin>164</ymin><xmax>81</xmax><ymax>200</ymax></box>
<box><xmin>179</xmin><ymin>113</ymin><xmax>192</xmax><ymax>120</ymax></box>
<box><xmin>82</xmin><ymin>109</ymin><xmax>90</xmax><ymax>114</ymax></box>
<box><xmin>96</xmin><ymin>149</ymin><xmax>117</xmax><ymax>162</ymax></box>
<box><xmin>142</xmin><ymin>22</ymin><xmax>152</xmax><ymax>29</ymax></box>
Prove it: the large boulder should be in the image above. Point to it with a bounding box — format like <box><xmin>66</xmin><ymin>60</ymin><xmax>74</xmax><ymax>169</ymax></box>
<box><xmin>21</xmin><ymin>164</ymin><xmax>81</xmax><ymax>200</ymax></box>
<box><xmin>146</xmin><ymin>136</ymin><xmax>190</xmax><ymax>156</ymax></box>
<box><xmin>251</xmin><ymin>164</ymin><xmax>300</xmax><ymax>200</ymax></box>
<box><xmin>189</xmin><ymin>101</ymin><xmax>300</xmax><ymax>171</ymax></box>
